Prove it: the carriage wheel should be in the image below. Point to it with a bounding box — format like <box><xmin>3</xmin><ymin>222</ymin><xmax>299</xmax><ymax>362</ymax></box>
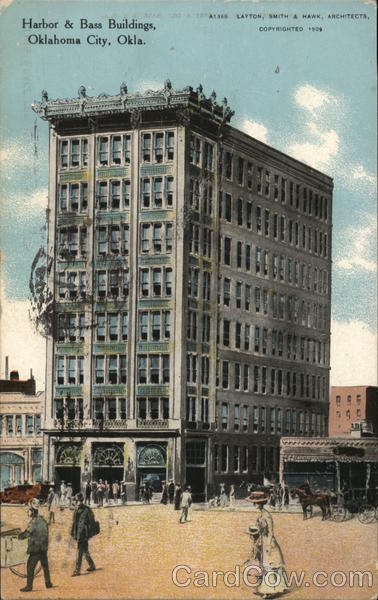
<box><xmin>331</xmin><ymin>505</ymin><xmax>346</xmax><ymax>522</ymax></box>
<box><xmin>358</xmin><ymin>504</ymin><xmax>376</xmax><ymax>524</ymax></box>
<box><xmin>9</xmin><ymin>564</ymin><xmax>42</xmax><ymax>578</ymax></box>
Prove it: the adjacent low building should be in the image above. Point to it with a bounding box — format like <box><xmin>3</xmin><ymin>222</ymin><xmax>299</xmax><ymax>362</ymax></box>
<box><xmin>329</xmin><ymin>386</ymin><xmax>378</xmax><ymax>437</ymax></box>
<box><xmin>280</xmin><ymin>436</ymin><xmax>378</xmax><ymax>493</ymax></box>
<box><xmin>0</xmin><ymin>371</ymin><xmax>44</xmax><ymax>490</ymax></box>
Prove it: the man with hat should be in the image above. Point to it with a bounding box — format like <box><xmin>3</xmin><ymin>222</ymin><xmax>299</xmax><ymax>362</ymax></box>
<box><xmin>18</xmin><ymin>498</ymin><xmax>53</xmax><ymax>592</ymax></box>
<box><xmin>47</xmin><ymin>486</ymin><xmax>56</xmax><ymax>524</ymax></box>
<box><xmin>71</xmin><ymin>492</ymin><xmax>96</xmax><ymax>576</ymax></box>
<box><xmin>179</xmin><ymin>485</ymin><xmax>192</xmax><ymax>524</ymax></box>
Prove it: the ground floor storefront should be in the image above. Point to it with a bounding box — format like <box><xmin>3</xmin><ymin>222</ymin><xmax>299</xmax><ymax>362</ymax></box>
<box><xmin>0</xmin><ymin>448</ymin><xmax>42</xmax><ymax>491</ymax></box>
<box><xmin>43</xmin><ymin>433</ymin><xmax>214</xmax><ymax>501</ymax></box>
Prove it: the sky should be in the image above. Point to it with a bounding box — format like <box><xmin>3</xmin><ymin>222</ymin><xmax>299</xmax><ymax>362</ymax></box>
<box><xmin>0</xmin><ymin>0</ymin><xmax>376</xmax><ymax>390</ymax></box>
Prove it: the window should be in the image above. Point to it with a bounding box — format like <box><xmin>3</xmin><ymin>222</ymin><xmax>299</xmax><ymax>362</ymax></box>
<box><xmin>224</xmin><ymin>237</ymin><xmax>231</xmax><ymax>265</ymax></box>
<box><xmin>234</xmin><ymin>404</ymin><xmax>240</xmax><ymax>431</ymax></box>
<box><xmin>224</xmin><ymin>151</ymin><xmax>232</xmax><ymax>179</ymax></box>
<box><xmin>222</xmin><ymin>403</ymin><xmax>229</xmax><ymax>430</ymax></box>
<box><xmin>95</xmin><ymin>356</ymin><xmax>104</xmax><ymax>384</ymax></box>
<box><xmin>26</xmin><ymin>416</ymin><xmax>34</xmax><ymax>436</ymax></box>
<box><xmin>237</xmin><ymin>198</ymin><xmax>243</xmax><ymax>226</ymax></box>
<box><xmin>190</xmin><ymin>136</ymin><xmax>201</xmax><ymax>165</ymax></box>
<box><xmin>234</xmin><ymin>363</ymin><xmax>241</xmax><ymax>390</ymax></box>
<box><xmin>236</xmin><ymin>157</ymin><xmax>244</xmax><ymax>185</ymax></box>
<box><xmin>204</xmin><ymin>142</ymin><xmax>214</xmax><ymax>170</ymax></box>
<box><xmin>221</xmin><ymin>445</ymin><xmax>228</xmax><ymax>472</ymax></box>
<box><xmin>222</xmin><ymin>361</ymin><xmax>229</xmax><ymax>389</ymax></box>
<box><xmin>223</xmin><ymin>320</ymin><xmax>230</xmax><ymax>347</ymax></box>
<box><xmin>224</xmin><ymin>193</ymin><xmax>232</xmax><ymax>222</ymax></box>
<box><xmin>237</xmin><ymin>242</ymin><xmax>242</xmax><ymax>268</ymax></box>
<box><xmin>223</xmin><ymin>278</ymin><xmax>231</xmax><ymax>306</ymax></box>
<box><xmin>235</xmin><ymin>322</ymin><xmax>241</xmax><ymax>348</ymax></box>
<box><xmin>243</xmin><ymin>365</ymin><xmax>249</xmax><ymax>391</ymax></box>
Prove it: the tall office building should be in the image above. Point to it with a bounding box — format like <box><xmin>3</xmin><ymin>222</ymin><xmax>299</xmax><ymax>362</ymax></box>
<box><xmin>33</xmin><ymin>81</ymin><xmax>332</xmax><ymax>500</ymax></box>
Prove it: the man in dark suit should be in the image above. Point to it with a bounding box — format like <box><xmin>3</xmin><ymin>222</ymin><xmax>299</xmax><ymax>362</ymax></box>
<box><xmin>71</xmin><ymin>493</ymin><xmax>96</xmax><ymax>576</ymax></box>
<box><xmin>18</xmin><ymin>498</ymin><xmax>53</xmax><ymax>592</ymax></box>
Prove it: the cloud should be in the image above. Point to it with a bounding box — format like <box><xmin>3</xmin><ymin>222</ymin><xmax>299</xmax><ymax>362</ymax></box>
<box><xmin>294</xmin><ymin>84</ymin><xmax>338</xmax><ymax>114</ymax></box>
<box><xmin>0</xmin><ymin>289</ymin><xmax>45</xmax><ymax>390</ymax></box>
<box><xmin>241</xmin><ymin>119</ymin><xmax>268</xmax><ymax>143</ymax></box>
<box><xmin>331</xmin><ymin>319</ymin><xmax>377</xmax><ymax>386</ymax></box>
<box><xmin>334</xmin><ymin>220</ymin><xmax>377</xmax><ymax>274</ymax></box>
<box><xmin>287</xmin><ymin>121</ymin><xmax>339</xmax><ymax>170</ymax></box>
<box><xmin>350</xmin><ymin>165</ymin><xmax>376</xmax><ymax>186</ymax></box>
<box><xmin>2</xmin><ymin>187</ymin><xmax>48</xmax><ymax>218</ymax></box>
<box><xmin>0</xmin><ymin>138</ymin><xmax>36</xmax><ymax>168</ymax></box>
<box><xmin>284</xmin><ymin>84</ymin><xmax>342</xmax><ymax>171</ymax></box>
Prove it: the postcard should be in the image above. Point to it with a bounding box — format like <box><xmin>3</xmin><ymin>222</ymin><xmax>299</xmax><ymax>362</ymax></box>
<box><xmin>0</xmin><ymin>1</ymin><xmax>377</xmax><ymax>599</ymax></box>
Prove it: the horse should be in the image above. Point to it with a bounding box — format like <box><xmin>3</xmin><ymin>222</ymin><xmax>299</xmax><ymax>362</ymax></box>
<box><xmin>290</xmin><ymin>487</ymin><xmax>331</xmax><ymax>520</ymax></box>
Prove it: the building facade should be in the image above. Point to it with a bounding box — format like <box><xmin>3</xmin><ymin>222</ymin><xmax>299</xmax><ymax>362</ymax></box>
<box><xmin>329</xmin><ymin>386</ymin><xmax>378</xmax><ymax>437</ymax></box>
<box><xmin>0</xmin><ymin>372</ymin><xmax>43</xmax><ymax>490</ymax></box>
<box><xmin>33</xmin><ymin>82</ymin><xmax>333</xmax><ymax>500</ymax></box>
<box><xmin>280</xmin><ymin>436</ymin><xmax>378</xmax><ymax>493</ymax></box>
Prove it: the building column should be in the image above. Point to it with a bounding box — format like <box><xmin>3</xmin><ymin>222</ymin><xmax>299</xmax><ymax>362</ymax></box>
<box><xmin>335</xmin><ymin>460</ymin><xmax>341</xmax><ymax>495</ymax></box>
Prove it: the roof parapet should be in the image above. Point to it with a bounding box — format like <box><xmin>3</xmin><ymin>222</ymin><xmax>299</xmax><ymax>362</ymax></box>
<box><xmin>32</xmin><ymin>80</ymin><xmax>235</xmax><ymax>125</ymax></box>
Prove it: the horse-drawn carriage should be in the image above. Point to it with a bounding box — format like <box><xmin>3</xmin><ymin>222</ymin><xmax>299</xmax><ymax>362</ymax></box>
<box><xmin>329</xmin><ymin>487</ymin><xmax>377</xmax><ymax>524</ymax></box>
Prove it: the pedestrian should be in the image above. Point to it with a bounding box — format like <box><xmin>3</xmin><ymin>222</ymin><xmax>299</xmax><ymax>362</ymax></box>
<box><xmin>219</xmin><ymin>483</ymin><xmax>228</xmax><ymax>508</ymax></box>
<box><xmin>143</xmin><ymin>484</ymin><xmax>150</xmax><ymax>504</ymax></box>
<box><xmin>112</xmin><ymin>480</ymin><xmax>119</xmax><ymax>505</ymax></box>
<box><xmin>71</xmin><ymin>493</ymin><xmax>97</xmax><ymax>577</ymax></box>
<box><xmin>60</xmin><ymin>480</ymin><xmax>66</xmax><ymax>507</ymax></box>
<box><xmin>66</xmin><ymin>483</ymin><xmax>73</xmax><ymax>506</ymax></box>
<box><xmin>18</xmin><ymin>499</ymin><xmax>53</xmax><ymax>592</ymax></box>
<box><xmin>284</xmin><ymin>485</ymin><xmax>290</xmax><ymax>507</ymax></box>
<box><xmin>168</xmin><ymin>479</ymin><xmax>175</xmax><ymax>504</ymax></box>
<box><xmin>174</xmin><ymin>483</ymin><xmax>182</xmax><ymax>510</ymax></box>
<box><xmin>97</xmin><ymin>479</ymin><xmax>104</xmax><ymax>507</ymax></box>
<box><xmin>85</xmin><ymin>481</ymin><xmax>92</xmax><ymax>505</ymax></box>
<box><xmin>248</xmin><ymin>491</ymin><xmax>289</xmax><ymax>598</ymax></box>
<box><xmin>161</xmin><ymin>481</ymin><xmax>168</xmax><ymax>505</ymax></box>
<box><xmin>91</xmin><ymin>480</ymin><xmax>98</xmax><ymax>505</ymax></box>
<box><xmin>179</xmin><ymin>486</ymin><xmax>192</xmax><ymax>524</ymax></box>
<box><xmin>229</xmin><ymin>484</ymin><xmax>236</xmax><ymax>507</ymax></box>
<box><xmin>104</xmin><ymin>480</ymin><xmax>110</xmax><ymax>504</ymax></box>
<box><xmin>47</xmin><ymin>487</ymin><xmax>56</xmax><ymax>524</ymax></box>
<box><xmin>120</xmin><ymin>481</ymin><xmax>127</xmax><ymax>504</ymax></box>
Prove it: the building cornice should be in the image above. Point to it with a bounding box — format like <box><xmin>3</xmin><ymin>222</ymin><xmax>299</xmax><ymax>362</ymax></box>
<box><xmin>32</xmin><ymin>81</ymin><xmax>234</xmax><ymax>127</ymax></box>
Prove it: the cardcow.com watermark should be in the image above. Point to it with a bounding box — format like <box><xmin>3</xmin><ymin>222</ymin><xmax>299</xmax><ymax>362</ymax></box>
<box><xmin>172</xmin><ymin>564</ymin><xmax>374</xmax><ymax>590</ymax></box>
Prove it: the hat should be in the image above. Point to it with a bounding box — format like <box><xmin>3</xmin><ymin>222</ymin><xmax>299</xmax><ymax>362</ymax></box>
<box><xmin>248</xmin><ymin>491</ymin><xmax>268</xmax><ymax>504</ymax></box>
<box><xmin>186</xmin><ymin>485</ymin><xmax>192</xmax><ymax>491</ymax></box>
<box><xmin>76</xmin><ymin>492</ymin><xmax>84</xmax><ymax>502</ymax></box>
<box><xmin>30</xmin><ymin>498</ymin><xmax>40</xmax><ymax>509</ymax></box>
<box><xmin>245</xmin><ymin>525</ymin><xmax>260</xmax><ymax>536</ymax></box>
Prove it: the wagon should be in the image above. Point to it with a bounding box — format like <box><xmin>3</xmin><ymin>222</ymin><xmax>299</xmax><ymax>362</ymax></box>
<box><xmin>330</xmin><ymin>487</ymin><xmax>377</xmax><ymax>523</ymax></box>
<box><xmin>0</xmin><ymin>528</ymin><xmax>41</xmax><ymax>578</ymax></box>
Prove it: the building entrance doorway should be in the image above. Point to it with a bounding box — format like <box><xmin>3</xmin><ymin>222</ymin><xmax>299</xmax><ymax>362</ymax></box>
<box><xmin>185</xmin><ymin>440</ymin><xmax>206</xmax><ymax>502</ymax></box>
<box><xmin>137</xmin><ymin>444</ymin><xmax>167</xmax><ymax>496</ymax></box>
<box><xmin>54</xmin><ymin>466</ymin><xmax>81</xmax><ymax>494</ymax></box>
<box><xmin>92</xmin><ymin>444</ymin><xmax>124</xmax><ymax>488</ymax></box>
<box><xmin>55</xmin><ymin>444</ymin><xmax>82</xmax><ymax>494</ymax></box>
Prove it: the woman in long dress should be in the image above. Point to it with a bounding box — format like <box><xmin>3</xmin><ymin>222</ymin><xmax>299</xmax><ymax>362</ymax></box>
<box><xmin>248</xmin><ymin>492</ymin><xmax>289</xmax><ymax>599</ymax></box>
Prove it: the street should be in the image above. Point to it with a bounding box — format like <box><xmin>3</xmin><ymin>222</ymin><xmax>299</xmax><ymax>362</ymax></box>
<box><xmin>1</xmin><ymin>503</ymin><xmax>377</xmax><ymax>599</ymax></box>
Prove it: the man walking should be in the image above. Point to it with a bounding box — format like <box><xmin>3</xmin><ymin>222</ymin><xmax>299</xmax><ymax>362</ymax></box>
<box><xmin>18</xmin><ymin>499</ymin><xmax>53</xmax><ymax>592</ymax></box>
<box><xmin>179</xmin><ymin>486</ymin><xmax>192</xmax><ymax>524</ymax></box>
<box><xmin>168</xmin><ymin>480</ymin><xmax>175</xmax><ymax>504</ymax></box>
<box><xmin>71</xmin><ymin>493</ymin><xmax>97</xmax><ymax>577</ymax></box>
<box><xmin>47</xmin><ymin>486</ymin><xmax>56</xmax><ymax>524</ymax></box>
